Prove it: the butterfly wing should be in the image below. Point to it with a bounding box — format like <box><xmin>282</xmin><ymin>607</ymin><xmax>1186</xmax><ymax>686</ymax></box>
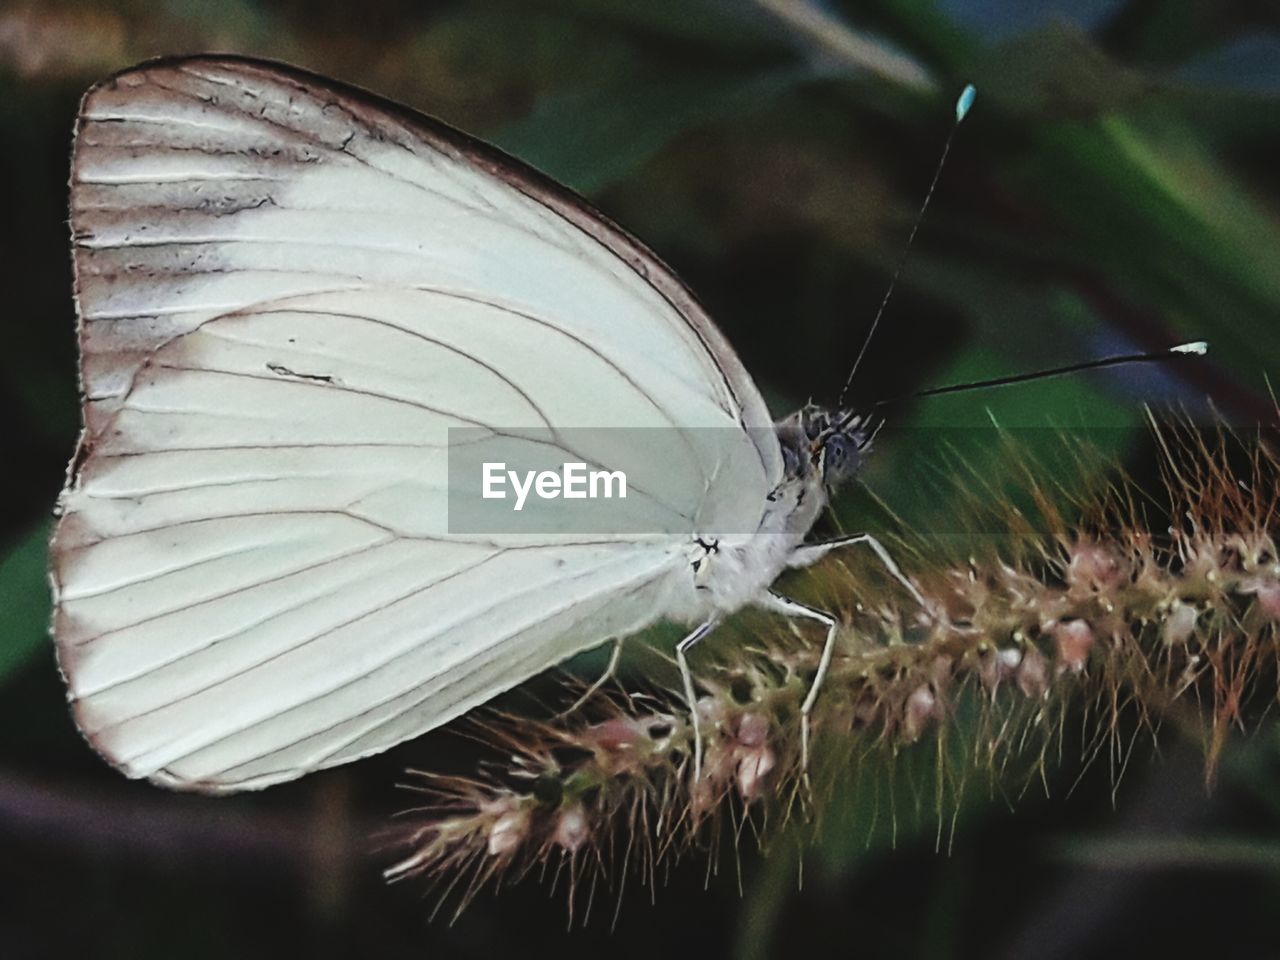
<box><xmin>54</xmin><ymin>56</ymin><xmax>781</xmax><ymax>791</ymax></box>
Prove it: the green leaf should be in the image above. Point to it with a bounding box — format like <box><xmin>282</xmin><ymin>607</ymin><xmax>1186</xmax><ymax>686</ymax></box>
<box><xmin>1051</xmin><ymin>835</ymin><xmax>1280</xmax><ymax>872</ymax></box>
<box><xmin>547</xmin><ymin>0</ymin><xmax>787</xmax><ymax>53</ymax></box>
<box><xmin>0</xmin><ymin>524</ymin><xmax>52</xmax><ymax>682</ymax></box>
<box><xmin>1024</xmin><ymin>114</ymin><xmax>1280</xmax><ymax>400</ymax></box>
<box><xmin>966</xmin><ymin>24</ymin><xmax>1149</xmax><ymax>118</ymax></box>
<box><xmin>492</xmin><ymin>65</ymin><xmax>812</xmax><ymax>194</ymax></box>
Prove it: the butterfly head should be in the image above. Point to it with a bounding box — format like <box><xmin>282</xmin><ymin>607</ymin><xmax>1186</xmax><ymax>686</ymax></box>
<box><xmin>778</xmin><ymin>404</ymin><xmax>878</xmax><ymax>489</ymax></box>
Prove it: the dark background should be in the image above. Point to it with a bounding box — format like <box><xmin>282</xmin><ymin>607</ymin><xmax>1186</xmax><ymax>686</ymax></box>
<box><xmin>2</xmin><ymin>1</ymin><xmax>1279</xmax><ymax>957</ymax></box>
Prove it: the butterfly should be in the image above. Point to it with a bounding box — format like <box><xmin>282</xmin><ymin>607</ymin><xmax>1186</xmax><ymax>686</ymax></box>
<box><xmin>52</xmin><ymin>55</ymin><xmax>942</xmax><ymax>793</ymax></box>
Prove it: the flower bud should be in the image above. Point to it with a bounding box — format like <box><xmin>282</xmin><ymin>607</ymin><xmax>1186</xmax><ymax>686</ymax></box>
<box><xmin>587</xmin><ymin>716</ymin><xmax>666</xmax><ymax>752</ymax></box>
<box><xmin>737</xmin><ymin>711</ymin><xmax>769</xmax><ymax>748</ymax></box>
<box><xmin>903</xmin><ymin>684</ymin><xmax>937</xmax><ymax>742</ymax></box>
<box><xmin>736</xmin><ymin>746</ymin><xmax>776</xmax><ymax>801</ymax></box>
<box><xmin>1016</xmin><ymin>645</ymin><xmax>1049</xmax><ymax>699</ymax></box>
<box><xmin>1162</xmin><ymin>600</ymin><xmax>1198</xmax><ymax>646</ymax></box>
<box><xmin>1240</xmin><ymin>576</ymin><xmax>1280</xmax><ymax>623</ymax></box>
<box><xmin>553</xmin><ymin>803</ymin><xmax>590</xmax><ymax>853</ymax></box>
<box><xmin>1053</xmin><ymin>619</ymin><xmax>1095</xmax><ymax>675</ymax></box>
<box><xmin>1259</xmin><ymin>582</ymin><xmax>1280</xmax><ymax>622</ymax></box>
<box><xmin>486</xmin><ymin>805</ymin><xmax>528</xmax><ymax>857</ymax></box>
<box><xmin>1067</xmin><ymin>541</ymin><xmax>1121</xmax><ymax>593</ymax></box>
<box><xmin>696</xmin><ymin>695</ymin><xmax>725</xmax><ymax>728</ymax></box>
<box><xmin>979</xmin><ymin>648</ymin><xmax>1021</xmax><ymax>692</ymax></box>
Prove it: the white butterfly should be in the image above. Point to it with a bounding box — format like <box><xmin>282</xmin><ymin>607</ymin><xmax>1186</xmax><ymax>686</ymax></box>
<box><xmin>52</xmin><ymin>56</ymin><xmax>923</xmax><ymax>792</ymax></box>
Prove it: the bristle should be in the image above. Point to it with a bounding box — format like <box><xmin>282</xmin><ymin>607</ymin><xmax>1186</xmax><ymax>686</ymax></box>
<box><xmin>384</xmin><ymin>418</ymin><xmax>1280</xmax><ymax>918</ymax></box>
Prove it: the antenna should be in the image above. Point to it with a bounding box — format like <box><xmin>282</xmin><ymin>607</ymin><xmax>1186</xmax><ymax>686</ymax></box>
<box><xmin>837</xmin><ymin>83</ymin><xmax>976</xmax><ymax>408</ymax></box>
<box><xmin>871</xmin><ymin>341</ymin><xmax>1209</xmax><ymax>408</ymax></box>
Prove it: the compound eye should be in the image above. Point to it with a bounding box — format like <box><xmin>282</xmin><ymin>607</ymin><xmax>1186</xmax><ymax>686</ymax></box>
<box><xmin>822</xmin><ymin>434</ymin><xmax>860</xmax><ymax>483</ymax></box>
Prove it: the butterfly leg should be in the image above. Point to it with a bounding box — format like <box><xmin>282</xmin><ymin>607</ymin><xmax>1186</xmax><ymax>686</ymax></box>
<box><xmin>555</xmin><ymin>637</ymin><xmax>624</xmax><ymax>719</ymax></box>
<box><xmin>788</xmin><ymin>533</ymin><xmax>929</xmax><ymax>610</ymax></box>
<box><xmin>758</xmin><ymin>592</ymin><xmax>838</xmax><ymax>776</ymax></box>
<box><xmin>676</xmin><ymin>618</ymin><xmax>721</xmax><ymax>782</ymax></box>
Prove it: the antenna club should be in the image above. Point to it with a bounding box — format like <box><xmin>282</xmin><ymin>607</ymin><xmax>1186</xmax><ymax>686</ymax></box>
<box><xmin>956</xmin><ymin>84</ymin><xmax>976</xmax><ymax>122</ymax></box>
<box><xmin>1172</xmin><ymin>341</ymin><xmax>1209</xmax><ymax>356</ymax></box>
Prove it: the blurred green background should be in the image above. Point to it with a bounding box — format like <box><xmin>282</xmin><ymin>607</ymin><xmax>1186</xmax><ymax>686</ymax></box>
<box><xmin>2</xmin><ymin>1</ymin><xmax>1279</xmax><ymax>957</ymax></box>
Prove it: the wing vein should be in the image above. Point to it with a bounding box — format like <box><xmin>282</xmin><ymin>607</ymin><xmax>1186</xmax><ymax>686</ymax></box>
<box><xmin>72</xmin><ymin>537</ymin><xmax>401</xmax><ymax>696</ymax></box>
<box><xmin>150</xmin><ymin>551</ymin><xmax>672</xmax><ymax>775</ymax></box>
<box><xmin>100</xmin><ymin>549</ymin><xmax>505</xmax><ymax>741</ymax></box>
